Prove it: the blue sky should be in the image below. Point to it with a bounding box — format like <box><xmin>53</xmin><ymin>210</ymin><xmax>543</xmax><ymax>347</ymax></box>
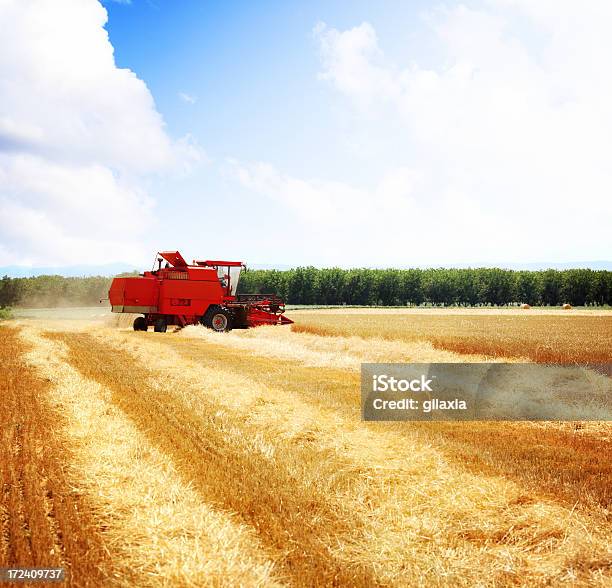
<box><xmin>1</xmin><ymin>0</ymin><xmax>611</xmax><ymax>268</ymax></box>
<box><xmin>103</xmin><ymin>0</ymin><xmax>443</xmax><ymax>266</ymax></box>
<box><xmin>104</xmin><ymin>1</ymin><xmax>429</xmax><ymax>167</ymax></box>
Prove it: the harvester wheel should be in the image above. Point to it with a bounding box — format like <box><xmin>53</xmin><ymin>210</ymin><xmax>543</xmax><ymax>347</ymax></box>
<box><xmin>133</xmin><ymin>316</ymin><xmax>147</xmax><ymax>331</ymax></box>
<box><xmin>205</xmin><ymin>309</ymin><xmax>232</xmax><ymax>332</ymax></box>
<box><xmin>154</xmin><ymin>317</ymin><xmax>167</xmax><ymax>333</ymax></box>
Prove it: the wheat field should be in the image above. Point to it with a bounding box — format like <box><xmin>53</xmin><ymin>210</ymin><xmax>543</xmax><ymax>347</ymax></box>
<box><xmin>1</xmin><ymin>308</ymin><xmax>611</xmax><ymax>587</ymax></box>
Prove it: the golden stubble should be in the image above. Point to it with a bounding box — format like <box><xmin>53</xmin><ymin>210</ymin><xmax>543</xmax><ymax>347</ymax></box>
<box><xmin>289</xmin><ymin>312</ymin><xmax>612</xmax><ymax>364</ymax></box>
<box><xmin>0</xmin><ymin>326</ymin><xmax>113</xmax><ymax>587</ymax></box>
<box><xmin>18</xmin><ymin>324</ymin><xmax>282</xmax><ymax>588</ymax></box>
<box><xmin>178</xmin><ymin>324</ymin><xmax>506</xmax><ymax>369</ymax></box>
<box><xmin>48</xmin><ymin>324</ymin><xmax>612</xmax><ymax>587</ymax></box>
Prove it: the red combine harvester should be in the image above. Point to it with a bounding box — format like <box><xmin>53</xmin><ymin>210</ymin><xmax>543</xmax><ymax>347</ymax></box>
<box><xmin>109</xmin><ymin>251</ymin><xmax>293</xmax><ymax>332</ymax></box>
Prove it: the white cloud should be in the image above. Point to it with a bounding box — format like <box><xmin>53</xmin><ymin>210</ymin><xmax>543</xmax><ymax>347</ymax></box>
<box><xmin>234</xmin><ymin>160</ymin><xmax>372</xmax><ymax>225</ymax></box>
<box><xmin>315</xmin><ymin>21</ymin><xmax>397</xmax><ymax>108</ymax></box>
<box><xmin>312</xmin><ymin>3</ymin><xmax>612</xmax><ymax>263</ymax></box>
<box><xmin>179</xmin><ymin>92</ymin><xmax>197</xmax><ymax>104</ymax></box>
<box><xmin>0</xmin><ymin>0</ymin><xmax>199</xmax><ymax>266</ymax></box>
<box><xmin>232</xmin><ymin>160</ymin><xmax>504</xmax><ymax>266</ymax></box>
<box><xmin>0</xmin><ymin>154</ymin><xmax>152</xmax><ymax>265</ymax></box>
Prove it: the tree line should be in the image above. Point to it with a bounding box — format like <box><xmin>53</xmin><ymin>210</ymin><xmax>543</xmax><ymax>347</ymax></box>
<box><xmin>0</xmin><ymin>268</ymin><xmax>610</xmax><ymax>309</ymax></box>
<box><xmin>239</xmin><ymin>267</ymin><xmax>612</xmax><ymax>306</ymax></box>
<box><xmin>0</xmin><ymin>275</ymin><xmax>120</xmax><ymax>309</ymax></box>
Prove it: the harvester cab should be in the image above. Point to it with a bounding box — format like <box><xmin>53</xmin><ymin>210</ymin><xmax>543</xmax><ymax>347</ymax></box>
<box><xmin>109</xmin><ymin>251</ymin><xmax>292</xmax><ymax>333</ymax></box>
<box><xmin>193</xmin><ymin>259</ymin><xmax>244</xmax><ymax>298</ymax></box>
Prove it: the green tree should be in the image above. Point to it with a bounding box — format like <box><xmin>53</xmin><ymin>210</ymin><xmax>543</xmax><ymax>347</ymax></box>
<box><xmin>514</xmin><ymin>271</ymin><xmax>543</xmax><ymax>306</ymax></box>
<box><xmin>541</xmin><ymin>269</ymin><xmax>563</xmax><ymax>306</ymax></box>
<box><xmin>562</xmin><ymin>269</ymin><xmax>593</xmax><ymax>306</ymax></box>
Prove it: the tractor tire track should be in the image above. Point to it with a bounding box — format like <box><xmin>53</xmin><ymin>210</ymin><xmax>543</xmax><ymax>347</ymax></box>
<box><xmin>0</xmin><ymin>326</ymin><xmax>113</xmax><ymax>587</ymax></box>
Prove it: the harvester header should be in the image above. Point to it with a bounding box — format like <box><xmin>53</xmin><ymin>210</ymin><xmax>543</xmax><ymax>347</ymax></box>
<box><xmin>109</xmin><ymin>251</ymin><xmax>293</xmax><ymax>333</ymax></box>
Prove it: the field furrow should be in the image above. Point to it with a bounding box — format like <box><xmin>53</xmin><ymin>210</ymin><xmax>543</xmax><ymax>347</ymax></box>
<box><xmin>19</xmin><ymin>325</ymin><xmax>283</xmax><ymax>588</ymax></box>
<box><xmin>162</xmin><ymin>328</ymin><xmax>612</xmax><ymax>513</ymax></box>
<box><xmin>0</xmin><ymin>326</ymin><xmax>113</xmax><ymax>587</ymax></box>
<box><xmin>4</xmin><ymin>311</ymin><xmax>610</xmax><ymax>587</ymax></box>
<box><xmin>40</xmin><ymin>326</ymin><xmax>611</xmax><ymax>586</ymax></box>
<box><xmin>46</xmin><ymin>331</ymin><xmax>387</xmax><ymax>588</ymax></box>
